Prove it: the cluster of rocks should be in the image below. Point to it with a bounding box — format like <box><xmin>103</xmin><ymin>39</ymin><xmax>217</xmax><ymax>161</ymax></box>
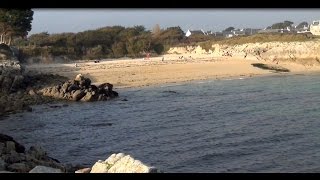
<box><xmin>0</xmin><ymin>134</ymin><xmax>66</xmax><ymax>173</ymax></box>
<box><xmin>0</xmin><ymin>44</ymin><xmax>118</xmax><ymax>116</ymax></box>
<box><xmin>0</xmin><ymin>134</ymin><xmax>160</xmax><ymax>173</ymax></box>
<box><xmin>39</xmin><ymin>74</ymin><xmax>118</xmax><ymax>102</ymax></box>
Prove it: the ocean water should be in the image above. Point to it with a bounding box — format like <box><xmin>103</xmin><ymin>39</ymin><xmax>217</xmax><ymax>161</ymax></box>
<box><xmin>1</xmin><ymin>73</ymin><xmax>320</xmax><ymax>172</ymax></box>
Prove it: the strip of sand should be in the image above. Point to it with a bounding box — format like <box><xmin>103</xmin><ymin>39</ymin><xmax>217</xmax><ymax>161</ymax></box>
<box><xmin>25</xmin><ymin>56</ymin><xmax>320</xmax><ymax>89</ymax></box>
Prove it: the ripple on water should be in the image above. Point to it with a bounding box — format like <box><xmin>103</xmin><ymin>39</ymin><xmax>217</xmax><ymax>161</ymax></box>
<box><xmin>1</xmin><ymin>73</ymin><xmax>320</xmax><ymax>172</ymax></box>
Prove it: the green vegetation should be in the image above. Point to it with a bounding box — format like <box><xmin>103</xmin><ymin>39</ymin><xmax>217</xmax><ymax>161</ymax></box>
<box><xmin>296</xmin><ymin>21</ymin><xmax>309</xmax><ymax>29</ymax></box>
<box><xmin>0</xmin><ymin>9</ymin><xmax>33</xmax><ymax>45</ymax></box>
<box><xmin>14</xmin><ymin>25</ymin><xmax>195</xmax><ymax>62</ymax></box>
<box><xmin>1</xmin><ymin>10</ymin><xmax>316</xmax><ymax>63</ymax></box>
<box><xmin>269</xmin><ymin>20</ymin><xmax>294</xmax><ymax>29</ymax></box>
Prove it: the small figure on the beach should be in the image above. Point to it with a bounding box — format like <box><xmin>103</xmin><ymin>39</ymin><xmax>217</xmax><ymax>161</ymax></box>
<box><xmin>146</xmin><ymin>53</ymin><xmax>150</xmax><ymax>60</ymax></box>
<box><xmin>162</xmin><ymin>57</ymin><xmax>164</xmax><ymax>61</ymax></box>
<box><xmin>74</xmin><ymin>63</ymin><xmax>78</xmax><ymax>67</ymax></box>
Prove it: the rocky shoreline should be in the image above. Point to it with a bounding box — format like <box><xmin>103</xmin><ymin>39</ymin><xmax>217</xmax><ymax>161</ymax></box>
<box><xmin>0</xmin><ymin>133</ymin><xmax>160</xmax><ymax>173</ymax></box>
<box><xmin>0</xmin><ymin>45</ymin><xmax>160</xmax><ymax>173</ymax></box>
<box><xmin>0</xmin><ymin>46</ymin><xmax>118</xmax><ymax>117</ymax></box>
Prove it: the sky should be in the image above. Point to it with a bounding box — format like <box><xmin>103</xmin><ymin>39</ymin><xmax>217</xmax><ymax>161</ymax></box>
<box><xmin>29</xmin><ymin>9</ymin><xmax>320</xmax><ymax>35</ymax></box>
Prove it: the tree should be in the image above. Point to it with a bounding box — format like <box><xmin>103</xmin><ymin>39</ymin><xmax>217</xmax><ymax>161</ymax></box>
<box><xmin>111</xmin><ymin>41</ymin><xmax>127</xmax><ymax>58</ymax></box>
<box><xmin>223</xmin><ymin>27</ymin><xmax>235</xmax><ymax>32</ymax></box>
<box><xmin>270</xmin><ymin>20</ymin><xmax>294</xmax><ymax>29</ymax></box>
<box><xmin>296</xmin><ymin>21</ymin><xmax>308</xmax><ymax>29</ymax></box>
<box><xmin>152</xmin><ymin>24</ymin><xmax>161</xmax><ymax>37</ymax></box>
<box><xmin>0</xmin><ymin>8</ymin><xmax>33</xmax><ymax>46</ymax></box>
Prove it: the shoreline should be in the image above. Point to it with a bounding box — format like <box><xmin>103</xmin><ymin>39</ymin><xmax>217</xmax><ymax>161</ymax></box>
<box><xmin>25</xmin><ymin>56</ymin><xmax>320</xmax><ymax>90</ymax></box>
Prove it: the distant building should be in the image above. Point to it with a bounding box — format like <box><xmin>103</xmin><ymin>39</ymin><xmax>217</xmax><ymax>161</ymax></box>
<box><xmin>296</xmin><ymin>25</ymin><xmax>310</xmax><ymax>34</ymax></box>
<box><xmin>231</xmin><ymin>29</ymin><xmax>246</xmax><ymax>36</ymax></box>
<box><xmin>223</xmin><ymin>32</ymin><xmax>234</xmax><ymax>38</ymax></box>
<box><xmin>185</xmin><ymin>29</ymin><xmax>210</xmax><ymax>37</ymax></box>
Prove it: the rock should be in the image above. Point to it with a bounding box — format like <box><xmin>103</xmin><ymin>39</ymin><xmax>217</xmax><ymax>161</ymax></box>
<box><xmin>107</xmin><ymin>154</ymin><xmax>156</xmax><ymax>173</ymax></box>
<box><xmin>74</xmin><ymin>74</ymin><xmax>84</xmax><ymax>82</ymax></box>
<box><xmin>5</xmin><ymin>141</ymin><xmax>16</xmax><ymax>153</ymax></box>
<box><xmin>10</xmin><ymin>75</ymin><xmax>24</xmax><ymax>92</ymax></box>
<box><xmin>0</xmin><ymin>75</ymin><xmax>3</xmax><ymax>85</ymax></box>
<box><xmin>90</xmin><ymin>160</ymin><xmax>109</xmax><ymax>173</ymax></box>
<box><xmin>0</xmin><ymin>142</ymin><xmax>4</xmax><ymax>154</ymax></box>
<box><xmin>72</xmin><ymin>90</ymin><xmax>86</xmax><ymax>101</ymax></box>
<box><xmin>97</xmin><ymin>94</ymin><xmax>106</xmax><ymax>101</ymax></box>
<box><xmin>29</xmin><ymin>166</ymin><xmax>63</xmax><ymax>173</ymax></box>
<box><xmin>0</xmin><ymin>158</ymin><xmax>6</xmax><ymax>171</ymax></box>
<box><xmin>90</xmin><ymin>153</ymin><xmax>159</xmax><ymax>173</ymax></box>
<box><xmin>7</xmin><ymin>163</ymin><xmax>29</xmax><ymax>173</ymax></box>
<box><xmin>2</xmin><ymin>151</ymin><xmax>25</xmax><ymax>164</ymax></box>
<box><xmin>75</xmin><ymin>167</ymin><xmax>91</xmax><ymax>173</ymax></box>
<box><xmin>67</xmin><ymin>84</ymin><xmax>80</xmax><ymax>92</ymax></box>
<box><xmin>1</xmin><ymin>76</ymin><xmax>12</xmax><ymax>92</ymax></box>
<box><xmin>81</xmin><ymin>92</ymin><xmax>98</xmax><ymax>102</ymax></box>
<box><xmin>61</xmin><ymin>82</ymin><xmax>70</xmax><ymax>93</ymax></box>
<box><xmin>28</xmin><ymin>89</ymin><xmax>36</xmax><ymax>96</ymax></box>
<box><xmin>79</xmin><ymin>78</ymin><xmax>91</xmax><ymax>88</ymax></box>
<box><xmin>27</xmin><ymin>146</ymin><xmax>47</xmax><ymax>159</ymax></box>
<box><xmin>105</xmin><ymin>153</ymin><xmax>125</xmax><ymax>165</ymax></box>
<box><xmin>40</xmin><ymin>75</ymin><xmax>118</xmax><ymax>102</ymax></box>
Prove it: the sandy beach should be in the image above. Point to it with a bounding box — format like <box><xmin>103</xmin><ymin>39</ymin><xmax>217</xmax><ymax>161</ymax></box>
<box><xmin>25</xmin><ymin>55</ymin><xmax>320</xmax><ymax>89</ymax></box>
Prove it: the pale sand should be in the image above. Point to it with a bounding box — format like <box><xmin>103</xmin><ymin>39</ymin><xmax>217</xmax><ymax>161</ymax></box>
<box><xmin>25</xmin><ymin>56</ymin><xmax>320</xmax><ymax>89</ymax></box>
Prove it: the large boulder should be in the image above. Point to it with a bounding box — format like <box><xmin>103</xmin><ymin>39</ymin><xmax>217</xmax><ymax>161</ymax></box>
<box><xmin>90</xmin><ymin>153</ymin><xmax>160</xmax><ymax>173</ymax></box>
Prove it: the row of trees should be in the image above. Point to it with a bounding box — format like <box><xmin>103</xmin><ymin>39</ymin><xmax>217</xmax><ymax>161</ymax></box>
<box><xmin>1</xmin><ymin>9</ymin><xmax>310</xmax><ymax>62</ymax></box>
<box><xmin>0</xmin><ymin>9</ymin><xmax>33</xmax><ymax>45</ymax></box>
<box><xmin>221</xmin><ymin>21</ymin><xmax>309</xmax><ymax>33</ymax></box>
<box><xmin>16</xmin><ymin>25</ymin><xmax>203</xmax><ymax>61</ymax></box>
<box><xmin>267</xmin><ymin>21</ymin><xmax>309</xmax><ymax>29</ymax></box>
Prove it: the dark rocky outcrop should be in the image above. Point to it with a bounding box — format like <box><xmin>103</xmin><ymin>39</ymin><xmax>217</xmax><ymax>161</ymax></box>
<box><xmin>0</xmin><ymin>134</ymin><xmax>25</xmax><ymax>153</ymax></box>
<box><xmin>0</xmin><ymin>44</ymin><xmax>69</xmax><ymax>116</ymax></box>
<box><xmin>39</xmin><ymin>74</ymin><xmax>118</xmax><ymax>102</ymax></box>
<box><xmin>0</xmin><ymin>133</ymin><xmax>66</xmax><ymax>173</ymax></box>
<box><xmin>0</xmin><ymin>134</ymin><xmax>160</xmax><ymax>173</ymax></box>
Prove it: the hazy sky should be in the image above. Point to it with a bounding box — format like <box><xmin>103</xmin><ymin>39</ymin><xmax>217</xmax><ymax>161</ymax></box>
<box><xmin>30</xmin><ymin>9</ymin><xmax>320</xmax><ymax>35</ymax></box>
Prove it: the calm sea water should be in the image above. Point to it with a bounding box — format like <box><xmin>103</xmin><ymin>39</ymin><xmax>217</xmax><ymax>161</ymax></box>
<box><xmin>1</xmin><ymin>73</ymin><xmax>320</xmax><ymax>172</ymax></box>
